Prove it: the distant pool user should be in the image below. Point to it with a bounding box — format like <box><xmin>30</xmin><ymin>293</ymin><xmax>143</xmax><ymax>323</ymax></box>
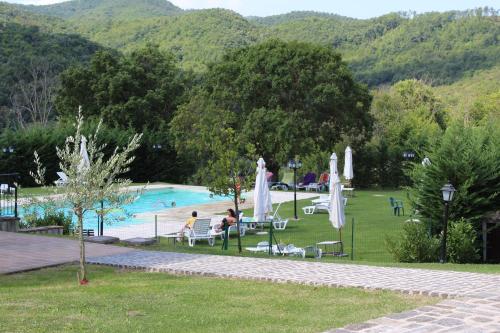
<box><xmin>171</xmin><ymin>201</ymin><xmax>176</xmax><ymax>207</ymax></box>
<box><xmin>209</xmin><ymin>193</ymin><xmax>214</xmax><ymax>199</ymax></box>
<box><xmin>178</xmin><ymin>211</ymin><xmax>197</xmax><ymax>241</ymax></box>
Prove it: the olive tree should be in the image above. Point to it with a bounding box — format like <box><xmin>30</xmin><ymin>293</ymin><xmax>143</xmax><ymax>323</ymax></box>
<box><xmin>32</xmin><ymin>107</ymin><xmax>142</xmax><ymax>284</ymax></box>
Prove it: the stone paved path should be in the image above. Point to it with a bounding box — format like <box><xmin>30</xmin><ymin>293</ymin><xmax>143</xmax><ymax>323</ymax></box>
<box><xmin>88</xmin><ymin>251</ymin><xmax>500</xmax><ymax>333</ymax></box>
<box><xmin>0</xmin><ymin>231</ymin><xmax>133</xmax><ymax>274</ymax></box>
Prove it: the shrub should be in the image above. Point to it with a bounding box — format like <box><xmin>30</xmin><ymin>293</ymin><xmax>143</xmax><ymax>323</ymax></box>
<box><xmin>386</xmin><ymin>222</ymin><xmax>440</xmax><ymax>262</ymax></box>
<box><xmin>22</xmin><ymin>211</ymin><xmax>73</xmax><ymax>235</ymax></box>
<box><xmin>0</xmin><ymin>120</ymin><xmax>190</xmax><ymax>186</ymax></box>
<box><xmin>409</xmin><ymin>121</ymin><xmax>500</xmax><ymax>226</ymax></box>
<box><xmin>447</xmin><ymin>218</ymin><xmax>480</xmax><ymax>264</ymax></box>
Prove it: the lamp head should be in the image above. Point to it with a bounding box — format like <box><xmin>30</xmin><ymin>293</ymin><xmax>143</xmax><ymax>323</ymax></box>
<box><xmin>441</xmin><ymin>183</ymin><xmax>456</xmax><ymax>202</ymax></box>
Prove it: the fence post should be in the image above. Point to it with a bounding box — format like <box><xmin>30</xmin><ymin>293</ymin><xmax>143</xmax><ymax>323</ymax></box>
<box><xmin>268</xmin><ymin>221</ymin><xmax>274</xmax><ymax>255</ymax></box>
<box><xmin>351</xmin><ymin>217</ymin><xmax>355</xmax><ymax>261</ymax></box>
<box><xmin>14</xmin><ymin>183</ymin><xmax>18</xmax><ymax>218</ymax></box>
<box><xmin>155</xmin><ymin>215</ymin><xmax>158</xmax><ymax>242</ymax></box>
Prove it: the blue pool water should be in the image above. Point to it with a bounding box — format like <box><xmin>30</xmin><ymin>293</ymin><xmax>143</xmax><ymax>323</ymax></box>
<box><xmin>21</xmin><ymin>187</ymin><xmax>229</xmax><ymax>232</ymax></box>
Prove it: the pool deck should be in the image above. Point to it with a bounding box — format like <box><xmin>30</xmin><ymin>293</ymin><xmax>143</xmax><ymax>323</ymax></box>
<box><xmin>0</xmin><ymin>231</ymin><xmax>133</xmax><ymax>274</ymax></box>
<box><xmin>9</xmin><ymin>183</ymin><xmax>319</xmax><ymax>240</ymax></box>
<box><xmin>101</xmin><ymin>184</ymin><xmax>319</xmax><ymax>239</ymax></box>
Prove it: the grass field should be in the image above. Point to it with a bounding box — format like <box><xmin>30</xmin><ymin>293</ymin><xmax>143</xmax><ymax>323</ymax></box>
<box><xmin>147</xmin><ymin>189</ymin><xmax>411</xmax><ymax>262</ymax></box>
<box><xmin>136</xmin><ymin>189</ymin><xmax>500</xmax><ymax>274</ymax></box>
<box><xmin>0</xmin><ymin>265</ymin><xmax>435</xmax><ymax>333</ymax></box>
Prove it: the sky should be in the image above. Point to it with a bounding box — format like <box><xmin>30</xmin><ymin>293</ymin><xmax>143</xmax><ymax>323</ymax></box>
<box><xmin>4</xmin><ymin>0</ymin><xmax>499</xmax><ymax>18</ymax></box>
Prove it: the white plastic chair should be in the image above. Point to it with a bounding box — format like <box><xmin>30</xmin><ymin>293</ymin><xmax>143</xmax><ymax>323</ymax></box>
<box><xmin>54</xmin><ymin>172</ymin><xmax>69</xmax><ymax>186</ymax></box>
<box><xmin>184</xmin><ymin>218</ymin><xmax>215</xmax><ymax>247</ymax></box>
<box><xmin>305</xmin><ymin>183</ymin><xmax>320</xmax><ymax>192</ymax></box>
<box><xmin>0</xmin><ymin>184</ymin><xmax>10</xmax><ymax>194</ymax></box>
<box><xmin>270</xmin><ymin>203</ymin><xmax>289</xmax><ymax>229</ymax></box>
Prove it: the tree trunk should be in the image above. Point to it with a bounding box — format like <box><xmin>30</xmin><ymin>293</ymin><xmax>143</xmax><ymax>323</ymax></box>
<box><xmin>76</xmin><ymin>207</ymin><xmax>88</xmax><ymax>284</ymax></box>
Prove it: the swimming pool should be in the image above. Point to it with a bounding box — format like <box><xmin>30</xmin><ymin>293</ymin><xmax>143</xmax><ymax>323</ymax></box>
<box><xmin>21</xmin><ymin>187</ymin><xmax>230</xmax><ymax>232</ymax></box>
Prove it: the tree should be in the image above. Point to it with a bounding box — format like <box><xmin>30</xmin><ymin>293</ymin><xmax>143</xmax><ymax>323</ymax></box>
<box><xmin>409</xmin><ymin>121</ymin><xmax>500</xmax><ymax>226</ymax></box>
<box><xmin>56</xmin><ymin>45</ymin><xmax>185</xmax><ymax>131</ymax></box>
<box><xmin>171</xmin><ymin>40</ymin><xmax>372</xmax><ymax>176</ymax></box>
<box><xmin>202</xmin><ymin>128</ymin><xmax>255</xmax><ymax>253</ymax></box>
<box><xmin>10</xmin><ymin>59</ymin><xmax>57</xmax><ymax>128</ymax></box>
<box><xmin>468</xmin><ymin>90</ymin><xmax>500</xmax><ymax>125</ymax></box>
<box><xmin>31</xmin><ymin>108</ymin><xmax>142</xmax><ymax>284</ymax></box>
<box><xmin>171</xmin><ymin>97</ymin><xmax>255</xmax><ymax>252</ymax></box>
<box><xmin>367</xmin><ymin>80</ymin><xmax>445</xmax><ymax>186</ymax></box>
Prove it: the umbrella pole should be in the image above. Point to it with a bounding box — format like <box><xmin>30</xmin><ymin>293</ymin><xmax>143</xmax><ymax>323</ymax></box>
<box><xmin>339</xmin><ymin>228</ymin><xmax>343</xmax><ymax>255</ymax></box>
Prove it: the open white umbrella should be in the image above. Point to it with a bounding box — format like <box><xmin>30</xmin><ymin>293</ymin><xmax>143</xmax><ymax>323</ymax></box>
<box><xmin>78</xmin><ymin>136</ymin><xmax>90</xmax><ymax>173</ymax></box>
<box><xmin>343</xmin><ymin>146</ymin><xmax>353</xmax><ymax>182</ymax></box>
<box><xmin>253</xmin><ymin>158</ymin><xmax>273</xmax><ymax>221</ymax></box>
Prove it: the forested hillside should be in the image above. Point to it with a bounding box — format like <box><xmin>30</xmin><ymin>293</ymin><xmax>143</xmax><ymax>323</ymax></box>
<box><xmin>0</xmin><ymin>0</ymin><xmax>498</xmax><ymax>196</ymax></box>
<box><xmin>69</xmin><ymin>9</ymin><xmax>260</xmax><ymax>71</ymax></box>
<box><xmin>3</xmin><ymin>0</ymin><xmax>499</xmax><ymax>86</ymax></box>
<box><xmin>20</xmin><ymin>0</ymin><xmax>181</xmax><ymax>20</ymax></box>
<box><xmin>435</xmin><ymin>66</ymin><xmax>500</xmax><ymax>122</ymax></box>
<box><xmin>0</xmin><ymin>22</ymin><xmax>103</xmax><ymax>109</ymax></box>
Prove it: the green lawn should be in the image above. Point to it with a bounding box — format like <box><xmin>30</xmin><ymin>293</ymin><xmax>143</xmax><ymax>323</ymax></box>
<box><xmin>147</xmin><ymin>189</ymin><xmax>410</xmax><ymax>262</ymax></box>
<box><xmin>135</xmin><ymin>189</ymin><xmax>500</xmax><ymax>274</ymax></box>
<box><xmin>0</xmin><ymin>265</ymin><xmax>435</xmax><ymax>333</ymax></box>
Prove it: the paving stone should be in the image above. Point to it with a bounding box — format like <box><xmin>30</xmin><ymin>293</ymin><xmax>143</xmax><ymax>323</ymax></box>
<box><xmin>406</xmin><ymin>324</ymin><xmax>444</xmax><ymax>333</ymax></box>
<box><xmin>121</xmin><ymin>237</ymin><xmax>156</xmax><ymax>246</ymax></box>
<box><xmin>387</xmin><ymin>311</ymin><xmax>420</xmax><ymax>320</ymax></box>
<box><xmin>434</xmin><ymin>318</ymin><xmax>464</xmax><ymax>327</ymax></box>
<box><xmin>86</xmin><ymin>236</ymin><xmax>120</xmax><ymax>244</ymax></box>
<box><xmin>343</xmin><ymin>323</ymin><xmax>376</xmax><ymax>331</ymax></box>
<box><xmin>409</xmin><ymin>316</ymin><xmax>435</xmax><ymax>322</ymax></box>
<box><xmin>470</xmin><ymin>317</ymin><xmax>493</xmax><ymax>323</ymax></box>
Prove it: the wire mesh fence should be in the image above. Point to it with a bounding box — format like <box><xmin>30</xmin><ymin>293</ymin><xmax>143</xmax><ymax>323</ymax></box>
<box><xmin>95</xmin><ymin>189</ymin><xmax>411</xmax><ymax>263</ymax></box>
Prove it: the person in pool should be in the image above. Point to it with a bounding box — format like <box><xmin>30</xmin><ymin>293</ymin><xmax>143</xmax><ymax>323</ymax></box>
<box><xmin>213</xmin><ymin>208</ymin><xmax>237</xmax><ymax>233</ymax></box>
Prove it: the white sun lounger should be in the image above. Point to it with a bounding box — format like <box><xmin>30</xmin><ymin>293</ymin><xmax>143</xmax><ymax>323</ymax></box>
<box><xmin>246</xmin><ymin>242</ymin><xmax>305</xmax><ymax>258</ymax></box>
<box><xmin>54</xmin><ymin>172</ymin><xmax>69</xmax><ymax>186</ymax></box>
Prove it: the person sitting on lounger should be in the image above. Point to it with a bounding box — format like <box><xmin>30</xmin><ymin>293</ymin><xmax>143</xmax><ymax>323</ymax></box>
<box><xmin>178</xmin><ymin>211</ymin><xmax>197</xmax><ymax>241</ymax></box>
<box><xmin>213</xmin><ymin>208</ymin><xmax>237</xmax><ymax>233</ymax></box>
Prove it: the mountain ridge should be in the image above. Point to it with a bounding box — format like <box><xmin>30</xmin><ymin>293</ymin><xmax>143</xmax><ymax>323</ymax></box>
<box><xmin>1</xmin><ymin>1</ymin><xmax>499</xmax><ymax>86</ymax></box>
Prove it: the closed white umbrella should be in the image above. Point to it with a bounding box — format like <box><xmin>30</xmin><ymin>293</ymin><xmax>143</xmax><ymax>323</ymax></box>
<box><xmin>329</xmin><ymin>172</ymin><xmax>345</xmax><ymax>230</ymax></box>
<box><xmin>422</xmin><ymin>156</ymin><xmax>431</xmax><ymax>167</ymax></box>
<box><xmin>329</xmin><ymin>153</ymin><xmax>338</xmax><ymax>191</ymax></box>
<box><xmin>253</xmin><ymin>158</ymin><xmax>273</xmax><ymax>221</ymax></box>
<box><xmin>343</xmin><ymin>146</ymin><xmax>353</xmax><ymax>181</ymax></box>
<box><xmin>78</xmin><ymin>136</ymin><xmax>90</xmax><ymax>173</ymax></box>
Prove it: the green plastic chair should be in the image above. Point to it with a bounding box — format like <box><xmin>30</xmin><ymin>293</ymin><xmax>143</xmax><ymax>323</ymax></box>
<box><xmin>389</xmin><ymin>197</ymin><xmax>404</xmax><ymax>216</ymax></box>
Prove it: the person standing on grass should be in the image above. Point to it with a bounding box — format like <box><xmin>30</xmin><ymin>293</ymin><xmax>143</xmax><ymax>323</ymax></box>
<box><xmin>178</xmin><ymin>211</ymin><xmax>197</xmax><ymax>241</ymax></box>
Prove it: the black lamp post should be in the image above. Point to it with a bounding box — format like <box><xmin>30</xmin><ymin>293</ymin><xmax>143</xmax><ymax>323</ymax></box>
<box><xmin>287</xmin><ymin>159</ymin><xmax>302</xmax><ymax>220</ymax></box>
<box><xmin>440</xmin><ymin>182</ymin><xmax>456</xmax><ymax>263</ymax></box>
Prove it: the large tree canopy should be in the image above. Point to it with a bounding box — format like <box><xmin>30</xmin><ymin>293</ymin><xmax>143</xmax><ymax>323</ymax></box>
<box><xmin>55</xmin><ymin>45</ymin><xmax>185</xmax><ymax>131</ymax></box>
<box><xmin>171</xmin><ymin>39</ymin><xmax>372</xmax><ymax>173</ymax></box>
